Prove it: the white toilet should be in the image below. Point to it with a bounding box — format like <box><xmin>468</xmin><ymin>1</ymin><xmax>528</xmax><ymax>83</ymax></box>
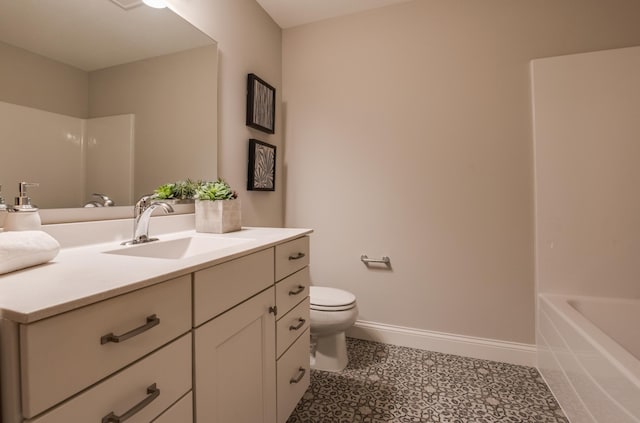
<box><xmin>309</xmin><ymin>286</ymin><xmax>358</xmax><ymax>372</ymax></box>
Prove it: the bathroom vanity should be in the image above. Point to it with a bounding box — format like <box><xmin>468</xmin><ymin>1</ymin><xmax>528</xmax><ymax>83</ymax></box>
<box><xmin>0</xmin><ymin>219</ymin><xmax>311</xmax><ymax>423</ymax></box>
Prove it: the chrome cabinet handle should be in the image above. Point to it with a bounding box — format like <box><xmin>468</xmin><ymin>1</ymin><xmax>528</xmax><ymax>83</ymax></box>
<box><xmin>289</xmin><ymin>318</ymin><xmax>306</xmax><ymax>331</ymax></box>
<box><xmin>100</xmin><ymin>315</ymin><xmax>160</xmax><ymax>345</ymax></box>
<box><xmin>360</xmin><ymin>255</ymin><xmax>390</xmax><ymax>264</ymax></box>
<box><xmin>288</xmin><ymin>285</ymin><xmax>305</xmax><ymax>296</ymax></box>
<box><xmin>288</xmin><ymin>252</ymin><xmax>306</xmax><ymax>260</ymax></box>
<box><xmin>102</xmin><ymin>383</ymin><xmax>160</xmax><ymax>423</ymax></box>
<box><xmin>289</xmin><ymin>367</ymin><xmax>306</xmax><ymax>384</ymax></box>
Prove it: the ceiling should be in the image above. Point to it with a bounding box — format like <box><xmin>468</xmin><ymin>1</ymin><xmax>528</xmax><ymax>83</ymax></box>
<box><xmin>0</xmin><ymin>0</ymin><xmax>412</xmax><ymax>70</ymax></box>
<box><xmin>255</xmin><ymin>0</ymin><xmax>414</xmax><ymax>29</ymax></box>
<box><xmin>0</xmin><ymin>0</ymin><xmax>213</xmax><ymax>71</ymax></box>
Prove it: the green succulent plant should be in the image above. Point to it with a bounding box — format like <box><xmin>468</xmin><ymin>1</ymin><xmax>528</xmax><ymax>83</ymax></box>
<box><xmin>195</xmin><ymin>178</ymin><xmax>238</xmax><ymax>201</ymax></box>
<box><xmin>153</xmin><ymin>179</ymin><xmax>204</xmax><ymax>200</ymax></box>
<box><xmin>153</xmin><ymin>183</ymin><xmax>176</xmax><ymax>200</ymax></box>
<box><xmin>173</xmin><ymin>179</ymin><xmax>203</xmax><ymax>200</ymax></box>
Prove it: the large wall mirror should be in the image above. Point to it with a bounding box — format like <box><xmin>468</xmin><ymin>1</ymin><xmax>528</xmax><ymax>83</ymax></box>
<box><xmin>0</xmin><ymin>0</ymin><xmax>218</xmax><ymax>213</ymax></box>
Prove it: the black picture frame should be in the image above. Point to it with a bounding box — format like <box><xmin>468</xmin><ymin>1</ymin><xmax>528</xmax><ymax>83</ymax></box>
<box><xmin>247</xmin><ymin>139</ymin><xmax>276</xmax><ymax>191</ymax></box>
<box><xmin>246</xmin><ymin>73</ymin><xmax>276</xmax><ymax>134</ymax></box>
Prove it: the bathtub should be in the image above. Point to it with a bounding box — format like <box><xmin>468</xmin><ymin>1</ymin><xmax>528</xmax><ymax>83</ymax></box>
<box><xmin>537</xmin><ymin>294</ymin><xmax>640</xmax><ymax>423</ymax></box>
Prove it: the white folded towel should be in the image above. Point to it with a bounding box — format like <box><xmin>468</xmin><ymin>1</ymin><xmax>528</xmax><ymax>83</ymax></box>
<box><xmin>0</xmin><ymin>231</ymin><xmax>60</xmax><ymax>275</ymax></box>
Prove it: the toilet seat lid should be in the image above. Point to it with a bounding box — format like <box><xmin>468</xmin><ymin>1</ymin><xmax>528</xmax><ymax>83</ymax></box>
<box><xmin>310</xmin><ymin>286</ymin><xmax>356</xmax><ymax>309</ymax></box>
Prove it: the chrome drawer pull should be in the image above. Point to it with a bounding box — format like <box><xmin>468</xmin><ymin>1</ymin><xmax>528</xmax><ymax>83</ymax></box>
<box><xmin>288</xmin><ymin>252</ymin><xmax>306</xmax><ymax>260</ymax></box>
<box><xmin>100</xmin><ymin>314</ymin><xmax>160</xmax><ymax>345</ymax></box>
<box><xmin>288</xmin><ymin>285</ymin><xmax>305</xmax><ymax>296</ymax></box>
<box><xmin>102</xmin><ymin>383</ymin><xmax>160</xmax><ymax>423</ymax></box>
<box><xmin>360</xmin><ymin>255</ymin><xmax>391</xmax><ymax>264</ymax></box>
<box><xmin>289</xmin><ymin>367</ymin><xmax>306</xmax><ymax>384</ymax></box>
<box><xmin>289</xmin><ymin>318</ymin><xmax>306</xmax><ymax>331</ymax></box>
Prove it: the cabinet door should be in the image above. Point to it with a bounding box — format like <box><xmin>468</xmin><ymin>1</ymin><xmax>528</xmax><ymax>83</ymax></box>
<box><xmin>194</xmin><ymin>287</ymin><xmax>276</xmax><ymax>423</ymax></box>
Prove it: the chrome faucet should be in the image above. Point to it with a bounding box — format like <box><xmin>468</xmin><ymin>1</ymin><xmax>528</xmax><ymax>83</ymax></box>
<box><xmin>122</xmin><ymin>195</ymin><xmax>174</xmax><ymax>245</ymax></box>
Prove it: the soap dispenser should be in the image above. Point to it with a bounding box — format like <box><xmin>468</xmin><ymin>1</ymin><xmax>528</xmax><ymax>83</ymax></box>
<box><xmin>0</xmin><ymin>185</ymin><xmax>7</xmax><ymax>228</ymax></box>
<box><xmin>4</xmin><ymin>182</ymin><xmax>42</xmax><ymax>231</ymax></box>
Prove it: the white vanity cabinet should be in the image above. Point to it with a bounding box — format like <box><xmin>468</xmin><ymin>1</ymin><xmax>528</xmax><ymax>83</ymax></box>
<box><xmin>0</xmin><ymin>229</ymin><xmax>312</xmax><ymax>423</ymax></box>
<box><xmin>194</xmin><ymin>236</ymin><xmax>311</xmax><ymax>423</ymax></box>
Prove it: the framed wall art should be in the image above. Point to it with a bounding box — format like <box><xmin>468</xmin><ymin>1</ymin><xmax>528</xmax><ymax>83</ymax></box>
<box><xmin>246</xmin><ymin>73</ymin><xmax>276</xmax><ymax>134</ymax></box>
<box><xmin>247</xmin><ymin>139</ymin><xmax>276</xmax><ymax>191</ymax></box>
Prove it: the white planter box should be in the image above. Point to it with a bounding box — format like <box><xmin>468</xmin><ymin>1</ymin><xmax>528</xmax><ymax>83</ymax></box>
<box><xmin>195</xmin><ymin>199</ymin><xmax>241</xmax><ymax>233</ymax></box>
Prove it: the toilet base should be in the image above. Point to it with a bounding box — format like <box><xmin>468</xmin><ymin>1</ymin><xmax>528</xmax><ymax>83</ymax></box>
<box><xmin>310</xmin><ymin>331</ymin><xmax>348</xmax><ymax>372</ymax></box>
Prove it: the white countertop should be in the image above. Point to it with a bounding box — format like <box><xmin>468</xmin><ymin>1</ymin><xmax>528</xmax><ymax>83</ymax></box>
<box><xmin>0</xmin><ymin>226</ymin><xmax>312</xmax><ymax>324</ymax></box>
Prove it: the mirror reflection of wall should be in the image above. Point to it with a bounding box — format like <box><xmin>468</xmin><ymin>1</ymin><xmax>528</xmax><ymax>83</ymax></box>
<box><xmin>0</xmin><ymin>0</ymin><xmax>218</xmax><ymax>209</ymax></box>
<box><xmin>0</xmin><ymin>98</ymin><xmax>133</xmax><ymax>209</ymax></box>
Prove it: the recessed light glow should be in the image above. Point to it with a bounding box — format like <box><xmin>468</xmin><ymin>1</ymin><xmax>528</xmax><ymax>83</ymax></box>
<box><xmin>142</xmin><ymin>0</ymin><xmax>167</xmax><ymax>8</ymax></box>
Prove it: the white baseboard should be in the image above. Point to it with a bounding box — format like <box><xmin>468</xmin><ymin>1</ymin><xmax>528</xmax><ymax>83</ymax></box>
<box><xmin>346</xmin><ymin>320</ymin><xmax>537</xmax><ymax>367</ymax></box>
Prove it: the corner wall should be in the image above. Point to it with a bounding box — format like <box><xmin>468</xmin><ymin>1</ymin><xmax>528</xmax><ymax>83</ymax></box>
<box><xmin>282</xmin><ymin>0</ymin><xmax>640</xmax><ymax>345</ymax></box>
<box><xmin>166</xmin><ymin>0</ymin><xmax>284</xmax><ymax>227</ymax></box>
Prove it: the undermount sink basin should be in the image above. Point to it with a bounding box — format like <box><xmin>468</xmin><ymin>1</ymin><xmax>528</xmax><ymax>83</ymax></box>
<box><xmin>104</xmin><ymin>236</ymin><xmax>252</xmax><ymax>259</ymax></box>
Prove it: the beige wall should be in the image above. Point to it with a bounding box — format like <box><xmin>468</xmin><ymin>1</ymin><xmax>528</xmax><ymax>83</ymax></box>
<box><xmin>167</xmin><ymin>0</ymin><xmax>284</xmax><ymax>227</ymax></box>
<box><xmin>0</xmin><ymin>41</ymin><xmax>88</xmax><ymax>118</ymax></box>
<box><xmin>532</xmin><ymin>46</ymin><xmax>640</xmax><ymax>299</ymax></box>
<box><xmin>282</xmin><ymin>0</ymin><xmax>640</xmax><ymax>343</ymax></box>
<box><xmin>89</xmin><ymin>46</ymin><xmax>218</xmax><ymax>199</ymax></box>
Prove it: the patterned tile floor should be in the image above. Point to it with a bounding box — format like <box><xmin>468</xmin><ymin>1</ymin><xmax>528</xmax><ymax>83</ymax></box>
<box><xmin>287</xmin><ymin>338</ymin><xmax>568</xmax><ymax>423</ymax></box>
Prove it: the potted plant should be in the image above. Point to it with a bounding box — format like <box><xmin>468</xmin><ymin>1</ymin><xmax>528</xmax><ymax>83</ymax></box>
<box><xmin>194</xmin><ymin>178</ymin><xmax>241</xmax><ymax>233</ymax></box>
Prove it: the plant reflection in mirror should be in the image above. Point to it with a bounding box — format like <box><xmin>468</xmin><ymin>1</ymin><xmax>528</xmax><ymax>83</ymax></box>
<box><xmin>153</xmin><ymin>179</ymin><xmax>204</xmax><ymax>200</ymax></box>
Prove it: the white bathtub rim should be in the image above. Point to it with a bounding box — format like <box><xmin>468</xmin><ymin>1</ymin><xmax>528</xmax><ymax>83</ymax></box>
<box><xmin>539</xmin><ymin>306</ymin><xmax>640</xmax><ymax>422</ymax></box>
<box><xmin>540</xmin><ymin>294</ymin><xmax>640</xmax><ymax>389</ymax></box>
<box><xmin>537</xmin><ymin>328</ymin><xmax>599</xmax><ymax>423</ymax></box>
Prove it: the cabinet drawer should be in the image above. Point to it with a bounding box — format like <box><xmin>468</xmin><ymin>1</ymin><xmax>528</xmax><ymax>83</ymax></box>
<box><xmin>277</xmin><ymin>329</ymin><xmax>310</xmax><ymax>423</ymax></box>
<box><xmin>20</xmin><ymin>275</ymin><xmax>191</xmax><ymax>418</ymax></box>
<box><xmin>275</xmin><ymin>237</ymin><xmax>309</xmax><ymax>282</ymax></box>
<box><xmin>194</xmin><ymin>248</ymin><xmax>274</xmax><ymax>326</ymax></box>
<box><xmin>152</xmin><ymin>392</ymin><xmax>193</xmax><ymax>423</ymax></box>
<box><xmin>275</xmin><ymin>267</ymin><xmax>310</xmax><ymax>318</ymax></box>
<box><xmin>276</xmin><ymin>298</ymin><xmax>310</xmax><ymax>359</ymax></box>
<box><xmin>28</xmin><ymin>334</ymin><xmax>192</xmax><ymax>423</ymax></box>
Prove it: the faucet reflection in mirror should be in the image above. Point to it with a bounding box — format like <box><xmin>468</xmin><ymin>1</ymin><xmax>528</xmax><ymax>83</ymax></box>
<box><xmin>84</xmin><ymin>194</ymin><xmax>116</xmax><ymax>208</ymax></box>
